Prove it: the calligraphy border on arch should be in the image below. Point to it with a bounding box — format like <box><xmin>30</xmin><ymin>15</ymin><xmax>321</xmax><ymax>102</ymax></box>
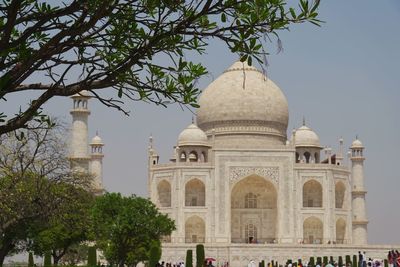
<box><xmin>229</xmin><ymin>166</ymin><xmax>279</xmax><ymax>185</ymax></box>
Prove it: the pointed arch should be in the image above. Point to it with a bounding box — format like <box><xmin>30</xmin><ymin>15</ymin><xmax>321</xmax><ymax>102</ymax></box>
<box><xmin>335</xmin><ymin>181</ymin><xmax>346</xmax><ymax>209</ymax></box>
<box><xmin>185</xmin><ymin>216</ymin><xmax>205</xmax><ymax>243</ymax></box>
<box><xmin>185</xmin><ymin>178</ymin><xmax>205</xmax><ymax>206</ymax></box>
<box><xmin>303</xmin><ymin>179</ymin><xmax>323</xmax><ymax>207</ymax></box>
<box><xmin>303</xmin><ymin>216</ymin><xmax>323</xmax><ymax>244</ymax></box>
<box><xmin>336</xmin><ymin>218</ymin><xmax>346</xmax><ymax>244</ymax></box>
<box><xmin>231</xmin><ymin>175</ymin><xmax>277</xmax><ymax>243</ymax></box>
<box><xmin>157</xmin><ymin>180</ymin><xmax>171</xmax><ymax>207</ymax></box>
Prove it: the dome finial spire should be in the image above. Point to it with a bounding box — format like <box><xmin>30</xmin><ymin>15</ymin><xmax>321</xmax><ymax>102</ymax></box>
<box><xmin>302</xmin><ymin>116</ymin><xmax>306</xmax><ymax>126</ymax></box>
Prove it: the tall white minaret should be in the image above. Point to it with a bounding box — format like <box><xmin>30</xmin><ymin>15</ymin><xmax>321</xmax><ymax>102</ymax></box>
<box><xmin>90</xmin><ymin>132</ymin><xmax>104</xmax><ymax>195</ymax></box>
<box><xmin>350</xmin><ymin>137</ymin><xmax>368</xmax><ymax>244</ymax></box>
<box><xmin>70</xmin><ymin>91</ymin><xmax>91</xmax><ymax>172</ymax></box>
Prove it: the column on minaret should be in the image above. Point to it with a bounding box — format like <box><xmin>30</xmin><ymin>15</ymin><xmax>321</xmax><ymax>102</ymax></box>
<box><xmin>90</xmin><ymin>133</ymin><xmax>105</xmax><ymax>195</ymax></box>
<box><xmin>350</xmin><ymin>137</ymin><xmax>368</xmax><ymax>244</ymax></box>
<box><xmin>70</xmin><ymin>90</ymin><xmax>91</xmax><ymax>173</ymax></box>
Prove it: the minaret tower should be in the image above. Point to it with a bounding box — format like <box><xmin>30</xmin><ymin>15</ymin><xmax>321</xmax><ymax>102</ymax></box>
<box><xmin>90</xmin><ymin>132</ymin><xmax>105</xmax><ymax>195</ymax></box>
<box><xmin>350</xmin><ymin>137</ymin><xmax>368</xmax><ymax>244</ymax></box>
<box><xmin>70</xmin><ymin>91</ymin><xmax>91</xmax><ymax>172</ymax></box>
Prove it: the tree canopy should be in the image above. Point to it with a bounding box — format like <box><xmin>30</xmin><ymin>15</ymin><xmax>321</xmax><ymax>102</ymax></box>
<box><xmin>0</xmin><ymin>0</ymin><xmax>321</xmax><ymax>135</ymax></box>
<box><xmin>0</xmin><ymin>122</ymin><xmax>93</xmax><ymax>266</ymax></box>
<box><xmin>91</xmin><ymin>193</ymin><xmax>175</xmax><ymax>267</ymax></box>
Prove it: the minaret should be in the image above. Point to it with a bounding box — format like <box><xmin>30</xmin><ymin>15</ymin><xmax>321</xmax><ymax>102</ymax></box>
<box><xmin>90</xmin><ymin>132</ymin><xmax>104</xmax><ymax>195</ymax></box>
<box><xmin>336</xmin><ymin>137</ymin><xmax>344</xmax><ymax>166</ymax></box>
<box><xmin>70</xmin><ymin>91</ymin><xmax>91</xmax><ymax>172</ymax></box>
<box><xmin>350</xmin><ymin>137</ymin><xmax>368</xmax><ymax>244</ymax></box>
<box><xmin>148</xmin><ymin>135</ymin><xmax>159</xmax><ymax>167</ymax></box>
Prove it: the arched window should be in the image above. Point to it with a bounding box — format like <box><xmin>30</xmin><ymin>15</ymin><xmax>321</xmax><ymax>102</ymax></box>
<box><xmin>245</xmin><ymin>193</ymin><xmax>257</xmax><ymax>208</ymax></box>
<box><xmin>157</xmin><ymin>180</ymin><xmax>171</xmax><ymax>207</ymax></box>
<box><xmin>185</xmin><ymin>216</ymin><xmax>205</xmax><ymax>243</ymax></box>
<box><xmin>185</xmin><ymin>179</ymin><xmax>205</xmax><ymax>206</ymax></box>
<box><xmin>336</xmin><ymin>218</ymin><xmax>346</xmax><ymax>244</ymax></box>
<box><xmin>303</xmin><ymin>217</ymin><xmax>323</xmax><ymax>244</ymax></box>
<box><xmin>180</xmin><ymin>152</ymin><xmax>186</xmax><ymax>162</ymax></box>
<box><xmin>303</xmin><ymin>180</ymin><xmax>323</xmax><ymax>207</ymax></box>
<box><xmin>296</xmin><ymin>152</ymin><xmax>300</xmax><ymax>163</ymax></box>
<box><xmin>335</xmin><ymin>182</ymin><xmax>346</xmax><ymax>209</ymax></box>
<box><xmin>304</xmin><ymin>151</ymin><xmax>311</xmax><ymax>163</ymax></box>
<box><xmin>188</xmin><ymin>151</ymin><xmax>198</xmax><ymax>162</ymax></box>
<box><xmin>245</xmin><ymin>223</ymin><xmax>258</xmax><ymax>243</ymax></box>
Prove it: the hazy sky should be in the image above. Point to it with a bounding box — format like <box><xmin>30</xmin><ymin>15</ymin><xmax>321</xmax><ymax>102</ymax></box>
<box><xmin>3</xmin><ymin>0</ymin><xmax>400</xmax><ymax>246</ymax></box>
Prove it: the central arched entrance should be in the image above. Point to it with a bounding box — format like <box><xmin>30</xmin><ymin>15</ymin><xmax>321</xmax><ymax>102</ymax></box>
<box><xmin>231</xmin><ymin>175</ymin><xmax>277</xmax><ymax>244</ymax></box>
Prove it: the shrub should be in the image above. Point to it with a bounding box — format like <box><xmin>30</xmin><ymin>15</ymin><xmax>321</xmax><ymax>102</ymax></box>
<box><xmin>317</xmin><ymin>257</ymin><xmax>322</xmax><ymax>266</ymax></box>
<box><xmin>28</xmin><ymin>252</ymin><xmax>34</xmax><ymax>267</ymax></box>
<box><xmin>186</xmin><ymin>250</ymin><xmax>193</xmax><ymax>267</ymax></box>
<box><xmin>346</xmin><ymin>255</ymin><xmax>351</xmax><ymax>265</ymax></box>
<box><xmin>196</xmin><ymin>244</ymin><xmax>205</xmax><ymax>267</ymax></box>
<box><xmin>44</xmin><ymin>251</ymin><xmax>52</xmax><ymax>267</ymax></box>
<box><xmin>352</xmin><ymin>255</ymin><xmax>357</xmax><ymax>267</ymax></box>
<box><xmin>149</xmin><ymin>242</ymin><xmax>162</xmax><ymax>267</ymax></box>
<box><xmin>339</xmin><ymin>256</ymin><xmax>343</xmax><ymax>266</ymax></box>
<box><xmin>323</xmin><ymin>257</ymin><xmax>328</xmax><ymax>265</ymax></box>
<box><xmin>309</xmin><ymin>257</ymin><xmax>315</xmax><ymax>267</ymax></box>
<box><xmin>88</xmin><ymin>246</ymin><xmax>97</xmax><ymax>267</ymax></box>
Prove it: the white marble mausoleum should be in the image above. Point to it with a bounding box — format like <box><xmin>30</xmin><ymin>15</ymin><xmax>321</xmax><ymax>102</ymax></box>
<box><xmin>146</xmin><ymin>61</ymin><xmax>395</xmax><ymax>265</ymax></box>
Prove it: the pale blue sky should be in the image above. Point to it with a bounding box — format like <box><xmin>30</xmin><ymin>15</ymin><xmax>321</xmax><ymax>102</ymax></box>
<box><xmin>3</xmin><ymin>0</ymin><xmax>400</xmax><ymax>246</ymax></box>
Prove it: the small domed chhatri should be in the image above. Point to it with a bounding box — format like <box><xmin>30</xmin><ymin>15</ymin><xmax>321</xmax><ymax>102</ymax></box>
<box><xmin>90</xmin><ymin>134</ymin><xmax>104</xmax><ymax>145</ymax></box>
<box><xmin>294</xmin><ymin>123</ymin><xmax>322</xmax><ymax>148</ymax></box>
<box><xmin>197</xmin><ymin>60</ymin><xmax>289</xmax><ymax>147</ymax></box>
<box><xmin>177</xmin><ymin>123</ymin><xmax>208</xmax><ymax>147</ymax></box>
<box><xmin>351</xmin><ymin>138</ymin><xmax>364</xmax><ymax>148</ymax></box>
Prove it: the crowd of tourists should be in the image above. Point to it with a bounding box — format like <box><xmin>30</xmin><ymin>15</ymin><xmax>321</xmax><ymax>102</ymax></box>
<box><xmin>388</xmin><ymin>250</ymin><xmax>400</xmax><ymax>267</ymax></box>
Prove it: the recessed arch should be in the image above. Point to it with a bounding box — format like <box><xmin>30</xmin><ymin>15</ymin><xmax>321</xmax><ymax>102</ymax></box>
<box><xmin>185</xmin><ymin>215</ymin><xmax>205</xmax><ymax>243</ymax></box>
<box><xmin>157</xmin><ymin>180</ymin><xmax>171</xmax><ymax>207</ymax></box>
<box><xmin>231</xmin><ymin>175</ymin><xmax>277</xmax><ymax>243</ymax></box>
<box><xmin>336</xmin><ymin>218</ymin><xmax>346</xmax><ymax>244</ymax></box>
<box><xmin>303</xmin><ymin>216</ymin><xmax>323</xmax><ymax>244</ymax></box>
<box><xmin>188</xmin><ymin>151</ymin><xmax>198</xmax><ymax>162</ymax></box>
<box><xmin>335</xmin><ymin>181</ymin><xmax>346</xmax><ymax>209</ymax></box>
<box><xmin>303</xmin><ymin>179</ymin><xmax>323</xmax><ymax>207</ymax></box>
<box><xmin>185</xmin><ymin>178</ymin><xmax>205</xmax><ymax>206</ymax></box>
<box><xmin>304</xmin><ymin>151</ymin><xmax>311</xmax><ymax>163</ymax></box>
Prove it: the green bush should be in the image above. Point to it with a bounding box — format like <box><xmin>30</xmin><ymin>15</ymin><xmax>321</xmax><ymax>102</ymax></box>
<box><xmin>196</xmin><ymin>244</ymin><xmax>205</xmax><ymax>267</ymax></box>
<box><xmin>323</xmin><ymin>257</ymin><xmax>328</xmax><ymax>265</ymax></box>
<box><xmin>309</xmin><ymin>257</ymin><xmax>315</xmax><ymax>267</ymax></box>
<box><xmin>28</xmin><ymin>252</ymin><xmax>34</xmax><ymax>267</ymax></box>
<box><xmin>88</xmin><ymin>246</ymin><xmax>97</xmax><ymax>267</ymax></box>
<box><xmin>330</xmin><ymin>256</ymin><xmax>334</xmax><ymax>264</ymax></box>
<box><xmin>149</xmin><ymin>242</ymin><xmax>162</xmax><ymax>267</ymax></box>
<box><xmin>44</xmin><ymin>251</ymin><xmax>52</xmax><ymax>267</ymax></box>
<box><xmin>352</xmin><ymin>255</ymin><xmax>357</xmax><ymax>267</ymax></box>
<box><xmin>346</xmin><ymin>255</ymin><xmax>351</xmax><ymax>265</ymax></box>
<box><xmin>317</xmin><ymin>257</ymin><xmax>322</xmax><ymax>266</ymax></box>
<box><xmin>384</xmin><ymin>259</ymin><xmax>388</xmax><ymax>267</ymax></box>
<box><xmin>186</xmin><ymin>250</ymin><xmax>193</xmax><ymax>267</ymax></box>
<box><xmin>338</xmin><ymin>256</ymin><xmax>343</xmax><ymax>266</ymax></box>
<box><xmin>261</xmin><ymin>260</ymin><xmax>265</xmax><ymax>267</ymax></box>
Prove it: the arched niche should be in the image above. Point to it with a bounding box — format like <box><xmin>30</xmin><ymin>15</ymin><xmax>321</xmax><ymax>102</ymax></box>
<box><xmin>303</xmin><ymin>179</ymin><xmax>323</xmax><ymax>207</ymax></box>
<box><xmin>157</xmin><ymin>180</ymin><xmax>171</xmax><ymax>207</ymax></box>
<box><xmin>303</xmin><ymin>216</ymin><xmax>323</xmax><ymax>244</ymax></box>
<box><xmin>336</xmin><ymin>218</ymin><xmax>346</xmax><ymax>244</ymax></box>
<box><xmin>185</xmin><ymin>215</ymin><xmax>205</xmax><ymax>243</ymax></box>
<box><xmin>185</xmin><ymin>178</ymin><xmax>205</xmax><ymax>206</ymax></box>
<box><xmin>231</xmin><ymin>175</ymin><xmax>277</xmax><ymax>244</ymax></box>
<box><xmin>335</xmin><ymin>181</ymin><xmax>346</xmax><ymax>209</ymax></box>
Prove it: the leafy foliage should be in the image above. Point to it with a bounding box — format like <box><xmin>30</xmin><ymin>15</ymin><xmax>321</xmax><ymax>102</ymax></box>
<box><xmin>186</xmin><ymin>250</ymin><xmax>193</xmax><ymax>267</ymax></box>
<box><xmin>87</xmin><ymin>246</ymin><xmax>97</xmax><ymax>267</ymax></box>
<box><xmin>0</xmin><ymin>0</ymin><xmax>321</xmax><ymax>135</ymax></box>
<box><xmin>0</xmin><ymin>121</ymin><xmax>93</xmax><ymax>266</ymax></box>
<box><xmin>148</xmin><ymin>241</ymin><xmax>161</xmax><ymax>267</ymax></box>
<box><xmin>91</xmin><ymin>193</ymin><xmax>175</xmax><ymax>267</ymax></box>
<box><xmin>196</xmin><ymin>244</ymin><xmax>205</xmax><ymax>267</ymax></box>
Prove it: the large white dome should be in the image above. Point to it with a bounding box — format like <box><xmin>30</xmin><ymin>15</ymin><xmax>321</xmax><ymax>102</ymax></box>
<box><xmin>197</xmin><ymin>61</ymin><xmax>289</xmax><ymax>143</ymax></box>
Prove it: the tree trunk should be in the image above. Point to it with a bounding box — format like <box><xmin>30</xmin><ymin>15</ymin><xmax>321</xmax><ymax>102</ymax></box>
<box><xmin>0</xmin><ymin>243</ymin><xmax>14</xmax><ymax>267</ymax></box>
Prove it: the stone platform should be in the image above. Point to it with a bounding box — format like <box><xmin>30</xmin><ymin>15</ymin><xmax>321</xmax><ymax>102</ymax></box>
<box><xmin>161</xmin><ymin>244</ymin><xmax>398</xmax><ymax>267</ymax></box>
